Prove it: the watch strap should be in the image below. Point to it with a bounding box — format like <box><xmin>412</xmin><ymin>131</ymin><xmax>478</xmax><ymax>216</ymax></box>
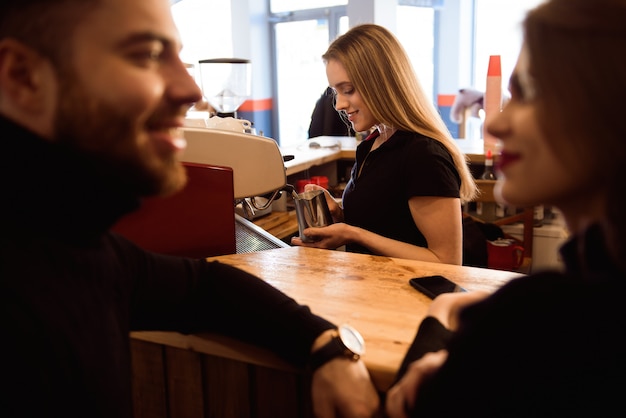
<box><xmin>309</xmin><ymin>334</ymin><xmax>360</xmax><ymax>373</ymax></box>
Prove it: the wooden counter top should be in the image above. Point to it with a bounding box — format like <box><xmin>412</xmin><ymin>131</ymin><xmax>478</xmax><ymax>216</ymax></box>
<box><xmin>133</xmin><ymin>247</ymin><xmax>520</xmax><ymax>393</ymax></box>
<box><xmin>281</xmin><ymin>137</ymin><xmax>352</xmax><ymax>177</ymax></box>
<box><xmin>209</xmin><ymin>247</ymin><xmax>518</xmax><ymax>390</ymax></box>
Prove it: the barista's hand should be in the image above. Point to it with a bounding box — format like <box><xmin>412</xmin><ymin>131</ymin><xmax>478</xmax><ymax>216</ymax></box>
<box><xmin>291</xmin><ymin>223</ymin><xmax>352</xmax><ymax>249</ymax></box>
<box><xmin>312</xmin><ymin>357</ymin><xmax>380</xmax><ymax>418</ymax></box>
<box><xmin>385</xmin><ymin>350</ymin><xmax>448</xmax><ymax>418</ymax></box>
<box><xmin>427</xmin><ymin>290</ymin><xmax>489</xmax><ymax>331</ymax></box>
<box><xmin>303</xmin><ymin>184</ymin><xmax>344</xmax><ymax>222</ymax></box>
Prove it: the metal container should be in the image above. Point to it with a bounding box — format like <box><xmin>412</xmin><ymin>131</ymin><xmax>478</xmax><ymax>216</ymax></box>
<box><xmin>293</xmin><ymin>189</ymin><xmax>333</xmax><ymax>243</ymax></box>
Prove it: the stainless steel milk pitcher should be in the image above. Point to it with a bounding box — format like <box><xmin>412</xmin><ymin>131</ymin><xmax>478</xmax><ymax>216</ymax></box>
<box><xmin>293</xmin><ymin>189</ymin><xmax>333</xmax><ymax>243</ymax></box>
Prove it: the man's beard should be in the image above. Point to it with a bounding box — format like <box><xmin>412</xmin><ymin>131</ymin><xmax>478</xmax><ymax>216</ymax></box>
<box><xmin>52</xmin><ymin>75</ymin><xmax>186</xmax><ymax>197</ymax></box>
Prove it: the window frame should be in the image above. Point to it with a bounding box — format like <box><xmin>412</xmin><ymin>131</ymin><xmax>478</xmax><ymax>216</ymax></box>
<box><xmin>268</xmin><ymin>5</ymin><xmax>347</xmax><ymax>145</ymax></box>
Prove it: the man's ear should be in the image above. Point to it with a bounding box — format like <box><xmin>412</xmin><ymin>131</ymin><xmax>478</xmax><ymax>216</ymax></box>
<box><xmin>0</xmin><ymin>38</ymin><xmax>56</xmax><ymax>115</ymax></box>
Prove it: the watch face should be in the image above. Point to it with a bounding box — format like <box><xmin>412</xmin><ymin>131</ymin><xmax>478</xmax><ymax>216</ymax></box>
<box><xmin>338</xmin><ymin>324</ymin><xmax>365</xmax><ymax>355</ymax></box>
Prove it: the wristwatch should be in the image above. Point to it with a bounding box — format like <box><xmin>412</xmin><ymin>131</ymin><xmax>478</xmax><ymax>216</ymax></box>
<box><xmin>310</xmin><ymin>324</ymin><xmax>365</xmax><ymax>372</ymax></box>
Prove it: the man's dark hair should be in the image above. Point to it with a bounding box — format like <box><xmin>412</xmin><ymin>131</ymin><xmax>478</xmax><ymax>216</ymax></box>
<box><xmin>0</xmin><ymin>0</ymin><xmax>99</xmax><ymax>65</ymax></box>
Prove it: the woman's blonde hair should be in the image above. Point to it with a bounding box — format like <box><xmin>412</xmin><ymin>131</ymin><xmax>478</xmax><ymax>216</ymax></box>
<box><xmin>323</xmin><ymin>24</ymin><xmax>477</xmax><ymax>202</ymax></box>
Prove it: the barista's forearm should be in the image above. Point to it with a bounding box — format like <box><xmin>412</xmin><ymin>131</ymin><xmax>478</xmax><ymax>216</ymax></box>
<box><xmin>348</xmin><ymin>226</ymin><xmax>451</xmax><ymax>264</ymax></box>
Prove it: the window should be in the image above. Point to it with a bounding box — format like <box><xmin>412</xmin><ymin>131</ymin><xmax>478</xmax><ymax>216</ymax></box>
<box><xmin>171</xmin><ymin>0</ymin><xmax>543</xmax><ymax>146</ymax></box>
<box><xmin>271</xmin><ymin>6</ymin><xmax>348</xmax><ymax>147</ymax></box>
<box><xmin>271</xmin><ymin>3</ymin><xmax>436</xmax><ymax>148</ymax></box>
<box><xmin>396</xmin><ymin>5</ymin><xmax>436</xmax><ymax>104</ymax></box>
<box><xmin>473</xmin><ymin>0</ymin><xmax>544</xmax><ymax>90</ymax></box>
<box><xmin>171</xmin><ymin>0</ymin><xmax>232</xmax><ymax>82</ymax></box>
<box><xmin>270</xmin><ymin>0</ymin><xmax>347</xmax><ymax>13</ymax></box>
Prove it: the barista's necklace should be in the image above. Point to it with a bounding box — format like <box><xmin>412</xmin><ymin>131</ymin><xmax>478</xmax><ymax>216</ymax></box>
<box><xmin>371</xmin><ymin>126</ymin><xmax>396</xmax><ymax>151</ymax></box>
<box><xmin>358</xmin><ymin>128</ymin><xmax>395</xmax><ymax>178</ymax></box>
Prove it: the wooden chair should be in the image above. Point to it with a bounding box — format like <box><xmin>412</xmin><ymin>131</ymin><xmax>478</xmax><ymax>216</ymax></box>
<box><xmin>471</xmin><ymin>179</ymin><xmax>534</xmax><ymax>274</ymax></box>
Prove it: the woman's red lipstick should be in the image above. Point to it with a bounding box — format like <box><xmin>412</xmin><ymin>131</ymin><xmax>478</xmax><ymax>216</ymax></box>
<box><xmin>497</xmin><ymin>151</ymin><xmax>521</xmax><ymax>172</ymax></box>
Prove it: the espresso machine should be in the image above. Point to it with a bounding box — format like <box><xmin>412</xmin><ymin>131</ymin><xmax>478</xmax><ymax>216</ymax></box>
<box><xmin>180</xmin><ymin>125</ymin><xmax>288</xmax><ymax>219</ymax></box>
<box><xmin>182</xmin><ymin>57</ymin><xmax>291</xmax><ymax>220</ymax></box>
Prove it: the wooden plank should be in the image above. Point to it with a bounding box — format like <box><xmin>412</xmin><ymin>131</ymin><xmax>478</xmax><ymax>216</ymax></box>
<box><xmin>203</xmin><ymin>354</ymin><xmax>252</xmax><ymax>418</ymax></box>
<box><xmin>131</xmin><ymin>339</ymin><xmax>168</xmax><ymax>418</ymax></box>
<box><xmin>252</xmin><ymin>210</ymin><xmax>299</xmax><ymax>240</ymax></box>
<box><xmin>253</xmin><ymin>211</ymin><xmax>290</xmax><ymax>230</ymax></box>
<box><xmin>267</xmin><ymin>213</ymin><xmax>299</xmax><ymax>239</ymax></box>
<box><xmin>253</xmin><ymin>366</ymin><xmax>310</xmax><ymax>418</ymax></box>
<box><xmin>165</xmin><ymin>346</ymin><xmax>204</xmax><ymax>418</ymax></box>
<box><xmin>131</xmin><ymin>331</ymin><xmax>298</xmax><ymax>372</ymax></box>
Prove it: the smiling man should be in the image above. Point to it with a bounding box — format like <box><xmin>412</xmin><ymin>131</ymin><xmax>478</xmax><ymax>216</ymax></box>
<box><xmin>0</xmin><ymin>1</ymin><xmax>378</xmax><ymax>417</ymax></box>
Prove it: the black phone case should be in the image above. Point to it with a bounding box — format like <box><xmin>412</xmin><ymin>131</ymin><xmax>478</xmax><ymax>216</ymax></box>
<box><xmin>409</xmin><ymin>276</ymin><xmax>467</xmax><ymax>299</ymax></box>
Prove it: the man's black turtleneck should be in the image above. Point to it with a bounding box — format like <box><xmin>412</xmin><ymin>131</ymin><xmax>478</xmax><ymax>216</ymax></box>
<box><xmin>0</xmin><ymin>115</ymin><xmax>334</xmax><ymax>417</ymax></box>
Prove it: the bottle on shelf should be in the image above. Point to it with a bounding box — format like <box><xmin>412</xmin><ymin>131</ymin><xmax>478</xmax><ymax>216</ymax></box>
<box><xmin>481</xmin><ymin>149</ymin><xmax>497</xmax><ymax>180</ymax></box>
<box><xmin>478</xmin><ymin>150</ymin><xmax>497</xmax><ymax>220</ymax></box>
<box><xmin>534</xmin><ymin>204</ymin><xmax>544</xmax><ymax>227</ymax></box>
<box><xmin>495</xmin><ymin>202</ymin><xmax>505</xmax><ymax>218</ymax></box>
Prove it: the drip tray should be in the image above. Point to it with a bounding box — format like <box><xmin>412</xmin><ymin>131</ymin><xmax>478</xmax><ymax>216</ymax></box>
<box><xmin>235</xmin><ymin>214</ymin><xmax>290</xmax><ymax>253</ymax></box>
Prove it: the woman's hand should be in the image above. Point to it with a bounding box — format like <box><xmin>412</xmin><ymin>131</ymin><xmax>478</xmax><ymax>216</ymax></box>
<box><xmin>291</xmin><ymin>223</ymin><xmax>352</xmax><ymax>249</ymax></box>
<box><xmin>303</xmin><ymin>183</ymin><xmax>344</xmax><ymax>222</ymax></box>
<box><xmin>385</xmin><ymin>350</ymin><xmax>448</xmax><ymax>418</ymax></box>
<box><xmin>427</xmin><ymin>290</ymin><xmax>489</xmax><ymax>330</ymax></box>
<box><xmin>386</xmin><ymin>291</ymin><xmax>489</xmax><ymax>417</ymax></box>
<box><xmin>292</xmin><ymin>184</ymin><xmax>349</xmax><ymax>249</ymax></box>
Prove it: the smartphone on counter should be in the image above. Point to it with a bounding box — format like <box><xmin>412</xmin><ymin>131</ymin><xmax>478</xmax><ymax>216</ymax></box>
<box><xmin>409</xmin><ymin>275</ymin><xmax>467</xmax><ymax>299</ymax></box>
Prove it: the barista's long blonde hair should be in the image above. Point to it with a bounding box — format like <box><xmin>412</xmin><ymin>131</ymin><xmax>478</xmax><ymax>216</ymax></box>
<box><xmin>323</xmin><ymin>24</ymin><xmax>477</xmax><ymax>202</ymax></box>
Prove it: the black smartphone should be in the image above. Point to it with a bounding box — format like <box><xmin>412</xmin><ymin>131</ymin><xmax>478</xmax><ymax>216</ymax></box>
<box><xmin>409</xmin><ymin>275</ymin><xmax>467</xmax><ymax>299</ymax></box>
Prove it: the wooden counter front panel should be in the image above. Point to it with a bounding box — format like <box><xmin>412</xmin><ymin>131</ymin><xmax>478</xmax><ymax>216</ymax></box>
<box><xmin>131</xmin><ymin>338</ymin><xmax>313</xmax><ymax>418</ymax></box>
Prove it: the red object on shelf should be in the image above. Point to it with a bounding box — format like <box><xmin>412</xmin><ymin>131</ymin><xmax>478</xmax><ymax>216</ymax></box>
<box><xmin>484</xmin><ymin>55</ymin><xmax>502</xmax><ymax>155</ymax></box>
<box><xmin>296</xmin><ymin>179</ymin><xmax>313</xmax><ymax>193</ymax></box>
<box><xmin>310</xmin><ymin>175</ymin><xmax>329</xmax><ymax>189</ymax></box>
<box><xmin>296</xmin><ymin>176</ymin><xmax>329</xmax><ymax>193</ymax></box>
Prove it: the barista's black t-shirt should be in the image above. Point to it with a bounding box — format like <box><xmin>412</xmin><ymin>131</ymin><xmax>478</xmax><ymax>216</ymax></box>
<box><xmin>342</xmin><ymin>130</ymin><xmax>461</xmax><ymax>254</ymax></box>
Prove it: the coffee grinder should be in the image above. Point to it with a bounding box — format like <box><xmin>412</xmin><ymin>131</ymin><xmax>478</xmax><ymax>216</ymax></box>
<box><xmin>198</xmin><ymin>58</ymin><xmax>251</xmax><ymax>118</ymax></box>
